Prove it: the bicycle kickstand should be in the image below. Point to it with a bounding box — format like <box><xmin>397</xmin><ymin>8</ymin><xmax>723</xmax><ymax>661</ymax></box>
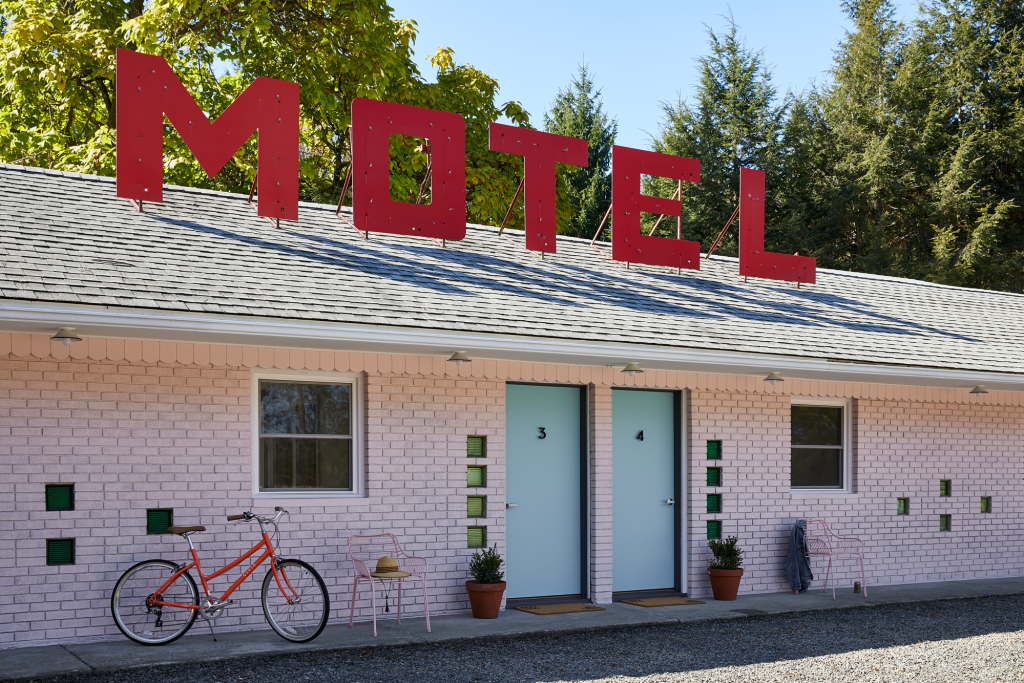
<box><xmin>205</xmin><ymin>618</ymin><xmax>217</xmax><ymax>642</ymax></box>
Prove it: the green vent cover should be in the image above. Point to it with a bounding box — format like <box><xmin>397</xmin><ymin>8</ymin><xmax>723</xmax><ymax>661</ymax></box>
<box><xmin>45</xmin><ymin>484</ymin><xmax>74</xmax><ymax>511</ymax></box>
<box><xmin>46</xmin><ymin>538</ymin><xmax>75</xmax><ymax>565</ymax></box>
<box><xmin>467</xmin><ymin>466</ymin><xmax>486</xmax><ymax>488</ymax></box>
<box><xmin>467</xmin><ymin>526</ymin><xmax>486</xmax><ymax>548</ymax></box>
<box><xmin>147</xmin><ymin>509</ymin><xmax>173</xmax><ymax>534</ymax></box>
<box><xmin>467</xmin><ymin>496</ymin><xmax>486</xmax><ymax>518</ymax></box>
<box><xmin>707</xmin><ymin>441</ymin><xmax>722</xmax><ymax>459</ymax></box>
<box><xmin>707</xmin><ymin>494</ymin><xmax>722</xmax><ymax>513</ymax></box>
<box><xmin>939</xmin><ymin>480</ymin><xmax>952</xmax><ymax>497</ymax></box>
<box><xmin>467</xmin><ymin>436</ymin><xmax>486</xmax><ymax>458</ymax></box>
<box><xmin>939</xmin><ymin>514</ymin><xmax>951</xmax><ymax>532</ymax></box>
<box><xmin>896</xmin><ymin>498</ymin><xmax>909</xmax><ymax>515</ymax></box>
<box><xmin>707</xmin><ymin>467</ymin><xmax>722</xmax><ymax>487</ymax></box>
<box><xmin>981</xmin><ymin>497</ymin><xmax>992</xmax><ymax>513</ymax></box>
<box><xmin>706</xmin><ymin>521</ymin><xmax>722</xmax><ymax>540</ymax></box>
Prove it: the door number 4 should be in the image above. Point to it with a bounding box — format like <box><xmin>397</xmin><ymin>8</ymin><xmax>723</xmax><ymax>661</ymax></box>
<box><xmin>637</xmin><ymin>430</ymin><xmax>644</xmax><ymax>441</ymax></box>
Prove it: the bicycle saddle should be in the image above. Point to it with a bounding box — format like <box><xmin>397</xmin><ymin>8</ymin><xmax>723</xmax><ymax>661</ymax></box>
<box><xmin>166</xmin><ymin>525</ymin><xmax>206</xmax><ymax>535</ymax></box>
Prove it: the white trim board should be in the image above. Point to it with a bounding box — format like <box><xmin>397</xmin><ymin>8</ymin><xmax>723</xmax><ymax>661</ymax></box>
<box><xmin>1</xmin><ymin>300</ymin><xmax>1022</xmax><ymax>392</ymax></box>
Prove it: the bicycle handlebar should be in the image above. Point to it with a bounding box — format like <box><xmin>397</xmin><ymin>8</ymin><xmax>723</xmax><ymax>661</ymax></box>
<box><xmin>227</xmin><ymin>508</ymin><xmax>288</xmax><ymax>524</ymax></box>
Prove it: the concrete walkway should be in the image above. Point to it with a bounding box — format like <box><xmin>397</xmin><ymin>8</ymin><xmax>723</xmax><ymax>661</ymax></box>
<box><xmin>4</xmin><ymin>576</ymin><xmax>1023</xmax><ymax>681</ymax></box>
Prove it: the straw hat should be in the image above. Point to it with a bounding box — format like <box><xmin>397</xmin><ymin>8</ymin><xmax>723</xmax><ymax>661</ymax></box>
<box><xmin>370</xmin><ymin>555</ymin><xmax>411</xmax><ymax>578</ymax></box>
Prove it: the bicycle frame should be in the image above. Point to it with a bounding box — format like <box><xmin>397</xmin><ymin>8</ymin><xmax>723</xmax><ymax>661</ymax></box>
<box><xmin>149</xmin><ymin>526</ymin><xmax>299</xmax><ymax>611</ymax></box>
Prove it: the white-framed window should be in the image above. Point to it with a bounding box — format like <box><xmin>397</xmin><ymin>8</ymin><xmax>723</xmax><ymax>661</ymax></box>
<box><xmin>790</xmin><ymin>396</ymin><xmax>852</xmax><ymax>493</ymax></box>
<box><xmin>252</xmin><ymin>370</ymin><xmax>364</xmax><ymax>497</ymax></box>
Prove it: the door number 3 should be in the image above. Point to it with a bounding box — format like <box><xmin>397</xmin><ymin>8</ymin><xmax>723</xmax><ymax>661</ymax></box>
<box><xmin>538</xmin><ymin>427</ymin><xmax>546</xmax><ymax>439</ymax></box>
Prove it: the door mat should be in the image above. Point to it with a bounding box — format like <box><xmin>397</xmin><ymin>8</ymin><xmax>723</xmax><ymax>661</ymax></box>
<box><xmin>620</xmin><ymin>597</ymin><xmax>706</xmax><ymax>607</ymax></box>
<box><xmin>515</xmin><ymin>603</ymin><xmax>606</xmax><ymax>615</ymax></box>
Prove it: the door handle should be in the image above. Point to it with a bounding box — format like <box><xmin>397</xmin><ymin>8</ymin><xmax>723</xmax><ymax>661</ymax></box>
<box><xmin>665</xmin><ymin>499</ymin><xmax>675</xmax><ymax>505</ymax></box>
<box><xmin>506</xmin><ymin>503</ymin><xmax>518</xmax><ymax>509</ymax></box>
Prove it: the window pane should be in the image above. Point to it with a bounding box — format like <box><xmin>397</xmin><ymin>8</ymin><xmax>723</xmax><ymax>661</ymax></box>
<box><xmin>792</xmin><ymin>406</ymin><xmax>842</xmax><ymax>446</ymax></box>
<box><xmin>260</xmin><ymin>382</ymin><xmax>350</xmax><ymax>435</ymax></box>
<box><xmin>791</xmin><ymin>448</ymin><xmax>843</xmax><ymax>488</ymax></box>
<box><xmin>260</xmin><ymin>437</ymin><xmax>351</xmax><ymax>490</ymax></box>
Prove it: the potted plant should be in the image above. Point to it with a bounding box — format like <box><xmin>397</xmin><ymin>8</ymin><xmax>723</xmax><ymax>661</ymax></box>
<box><xmin>707</xmin><ymin>536</ymin><xmax>744</xmax><ymax>601</ymax></box>
<box><xmin>466</xmin><ymin>544</ymin><xmax>506</xmax><ymax>618</ymax></box>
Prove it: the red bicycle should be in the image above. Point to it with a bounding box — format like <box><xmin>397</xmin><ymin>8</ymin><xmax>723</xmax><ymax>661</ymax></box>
<box><xmin>110</xmin><ymin>507</ymin><xmax>329</xmax><ymax>645</ymax></box>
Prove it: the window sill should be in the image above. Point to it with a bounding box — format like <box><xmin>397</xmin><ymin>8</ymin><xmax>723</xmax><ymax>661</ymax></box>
<box><xmin>252</xmin><ymin>493</ymin><xmax>372</xmax><ymax>507</ymax></box>
<box><xmin>789</xmin><ymin>489</ymin><xmax>856</xmax><ymax>497</ymax></box>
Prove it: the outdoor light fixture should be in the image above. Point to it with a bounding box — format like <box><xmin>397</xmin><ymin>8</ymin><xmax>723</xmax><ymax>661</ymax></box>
<box><xmin>50</xmin><ymin>328</ymin><xmax>82</xmax><ymax>346</ymax></box>
<box><xmin>622</xmin><ymin>363</ymin><xmax>644</xmax><ymax>377</ymax></box>
<box><xmin>447</xmin><ymin>351</ymin><xmax>471</xmax><ymax>367</ymax></box>
<box><xmin>970</xmin><ymin>385</ymin><xmax>989</xmax><ymax>395</ymax></box>
<box><xmin>764</xmin><ymin>372</ymin><xmax>784</xmax><ymax>385</ymax></box>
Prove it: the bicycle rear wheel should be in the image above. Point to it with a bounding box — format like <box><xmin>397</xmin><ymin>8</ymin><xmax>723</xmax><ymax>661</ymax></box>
<box><xmin>111</xmin><ymin>560</ymin><xmax>199</xmax><ymax>645</ymax></box>
<box><xmin>262</xmin><ymin>559</ymin><xmax>329</xmax><ymax>643</ymax></box>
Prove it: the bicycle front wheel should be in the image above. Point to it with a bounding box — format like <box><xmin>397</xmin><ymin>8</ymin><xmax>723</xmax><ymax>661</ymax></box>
<box><xmin>111</xmin><ymin>560</ymin><xmax>199</xmax><ymax>646</ymax></box>
<box><xmin>262</xmin><ymin>559</ymin><xmax>329</xmax><ymax>643</ymax></box>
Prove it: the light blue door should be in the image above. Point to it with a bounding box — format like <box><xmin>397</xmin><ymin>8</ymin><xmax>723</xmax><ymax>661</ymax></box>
<box><xmin>506</xmin><ymin>384</ymin><xmax>582</xmax><ymax>599</ymax></box>
<box><xmin>613</xmin><ymin>389</ymin><xmax>676</xmax><ymax>592</ymax></box>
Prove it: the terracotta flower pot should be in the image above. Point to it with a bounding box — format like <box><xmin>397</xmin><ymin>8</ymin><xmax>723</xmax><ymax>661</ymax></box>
<box><xmin>466</xmin><ymin>580</ymin><xmax>506</xmax><ymax>618</ymax></box>
<box><xmin>708</xmin><ymin>568</ymin><xmax>743</xmax><ymax>601</ymax></box>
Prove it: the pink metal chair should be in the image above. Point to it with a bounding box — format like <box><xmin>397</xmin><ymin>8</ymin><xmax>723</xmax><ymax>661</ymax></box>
<box><xmin>347</xmin><ymin>533</ymin><xmax>431</xmax><ymax>636</ymax></box>
<box><xmin>804</xmin><ymin>519</ymin><xmax>868</xmax><ymax>599</ymax></box>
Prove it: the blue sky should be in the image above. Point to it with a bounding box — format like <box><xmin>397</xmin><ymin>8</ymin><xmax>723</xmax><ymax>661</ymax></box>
<box><xmin>388</xmin><ymin>0</ymin><xmax>921</xmax><ymax>149</ymax></box>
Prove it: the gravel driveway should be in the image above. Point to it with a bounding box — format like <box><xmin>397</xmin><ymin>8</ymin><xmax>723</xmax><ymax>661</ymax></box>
<box><xmin>16</xmin><ymin>594</ymin><xmax>1024</xmax><ymax>682</ymax></box>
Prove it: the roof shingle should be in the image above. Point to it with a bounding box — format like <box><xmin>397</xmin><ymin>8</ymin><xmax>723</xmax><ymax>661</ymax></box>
<box><xmin>1</xmin><ymin>164</ymin><xmax>1022</xmax><ymax>374</ymax></box>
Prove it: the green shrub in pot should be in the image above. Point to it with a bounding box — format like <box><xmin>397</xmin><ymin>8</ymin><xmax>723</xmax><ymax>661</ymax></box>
<box><xmin>707</xmin><ymin>536</ymin><xmax>744</xmax><ymax>600</ymax></box>
<box><xmin>708</xmin><ymin>535</ymin><xmax>744</xmax><ymax>570</ymax></box>
<box><xmin>466</xmin><ymin>544</ymin><xmax>506</xmax><ymax>618</ymax></box>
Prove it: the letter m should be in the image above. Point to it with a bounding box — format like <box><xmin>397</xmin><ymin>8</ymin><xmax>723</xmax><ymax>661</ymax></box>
<box><xmin>116</xmin><ymin>49</ymin><xmax>299</xmax><ymax>220</ymax></box>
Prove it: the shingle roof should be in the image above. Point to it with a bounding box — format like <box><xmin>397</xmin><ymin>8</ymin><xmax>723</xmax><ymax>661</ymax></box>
<box><xmin>1</xmin><ymin>164</ymin><xmax>1022</xmax><ymax>374</ymax></box>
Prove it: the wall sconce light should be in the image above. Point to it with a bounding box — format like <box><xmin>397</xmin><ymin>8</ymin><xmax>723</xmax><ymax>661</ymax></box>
<box><xmin>51</xmin><ymin>328</ymin><xmax>82</xmax><ymax>346</ymax></box>
<box><xmin>764</xmin><ymin>372</ymin><xmax>784</xmax><ymax>386</ymax></box>
<box><xmin>622</xmin><ymin>363</ymin><xmax>644</xmax><ymax>377</ymax></box>
<box><xmin>969</xmin><ymin>385</ymin><xmax>988</xmax><ymax>395</ymax></box>
<box><xmin>447</xmin><ymin>351</ymin><xmax>471</xmax><ymax>367</ymax></box>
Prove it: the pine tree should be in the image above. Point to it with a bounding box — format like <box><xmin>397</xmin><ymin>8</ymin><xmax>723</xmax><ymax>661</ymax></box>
<box><xmin>814</xmin><ymin>0</ymin><xmax>1024</xmax><ymax>291</ymax></box>
<box><xmin>914</xmin><ymin>0</ymin><xmax>1024</xmax><ymax>291</ymax></box>
<box><xmin>648</xmin><ymin>16</ymin><xmax>788</xmax><ymax>255</ymax></box>
<box><xmin>544</xmin><ymin>64</ymin><xmax>617</xmax><ymax>240</ymax></box>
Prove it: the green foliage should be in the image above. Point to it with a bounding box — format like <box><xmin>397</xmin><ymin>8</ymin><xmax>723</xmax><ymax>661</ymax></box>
<box><xmin>544</xmin><ymin>64</ymin><xmax>617</xmax><ymax>240</ymax></box>
<box><xmin>468</xmin><ymin>543</ymin><xmax>504</xmax><ymax>584</ymax></box>
<box><xmin>649</xmin><ymin>2</ymin><xmax>1024</xmax><ymax>294</ymax></box>
<box><xmin>647</xmin><ymin>15</ymin><xmax>788</xmax><ymax>255</ymax></box>
<box><xmin>708</xmin><ymin>535</ymin><xmax>744</xmax><ymax>570</ymax></box>
<box><xmin>0</xmin><ymin>0</ymin><xmax>529</xmax><ymax>226</ymax></box>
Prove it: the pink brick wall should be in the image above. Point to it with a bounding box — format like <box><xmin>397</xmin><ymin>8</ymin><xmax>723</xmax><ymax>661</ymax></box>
<box><xmin>1</xmin><ymin>335</ymin><xmax>1021</xmax><ymax>648</ymax></box>
<box><xmin>0</xmin><ymin>355</ymin><xmax>504</xmax><ymax>649</ymax></box>
<box><xmin>687</xmin><ymin>391</ymin><xmax>1024</xmax><ymax>597</ymax></box>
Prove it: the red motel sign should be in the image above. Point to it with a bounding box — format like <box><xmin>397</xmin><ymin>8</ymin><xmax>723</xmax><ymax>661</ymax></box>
<box><xmin>115</xmin><ymin>50</ymin><xmax>815</xmax><ymax>284</ymax></box>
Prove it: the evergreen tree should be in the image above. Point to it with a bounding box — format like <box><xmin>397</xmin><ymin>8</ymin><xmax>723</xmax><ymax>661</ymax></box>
<box><xmin>544</xmin><ymin>64</ymin><xmax>617</xmax><ymax>240</ymax></box>
<box><xmin>647</xmin><ymin>16</ymin><xmax>789</xmax><ymax>255</ymax></box>
<box><xmin>913</xmin><ymin>0</ymin><xmax>1024</xmax><ymax>290</ymax></box>
<box><xmin>814</xmin><ymin>0</ymin><xmax>1024</xmax><ymax>290</ymax></box>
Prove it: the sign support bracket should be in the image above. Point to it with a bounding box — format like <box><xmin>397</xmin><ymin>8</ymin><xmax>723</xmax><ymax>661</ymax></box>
<box><xmin>334</xmin><ymin>164</ymin><xmax>368</xmax><ymax>239</ymax></box>
<box><xmin>248</xmin><ymin>177</ymin><xmax>281</xmax><ymax>229</ymax></box>
<box><xmin>498</xmin><ymin>177</ymin><xmax>525</xmax><ymax>236</ymax></box>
